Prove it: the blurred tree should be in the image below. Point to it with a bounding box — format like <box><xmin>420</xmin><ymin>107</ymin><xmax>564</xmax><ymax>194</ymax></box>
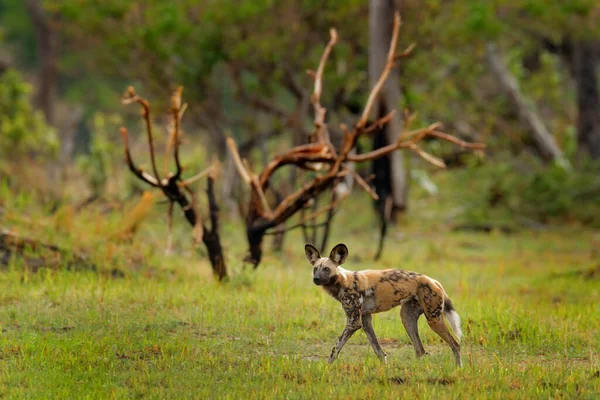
<box><xmin>398</xmin><ymin>0</ymin><xmax>600</xmax><ymax>160</ymax></box>
<box><xmin>75</xmin><ymin>112</ymin><xmax>123</xmax><ymax>200</ymax></box>
<box><xmin>368</xmin><ymin>0</ymin><xmax>408</xmax><ymax>259</ymax></box>
<box><xmin>1</xmin><ymin>0</ymin><xmax>595</xmax><ymax>162</ymax></box>
<box><xmin>26</xmin><ymin>0</ymin><xmax>57</xmax><ymax>125</ymax></box>
<box><xmin>562</xmin><ymin>40</ymin><xmax>600</xmax><ymax>159</ymax></box>
<box><xmin>2</xmin><ymin>0</ymin><xmax>598</xmax><ymax>226</ymax></box>
<box><xmin>485</xmin><ymin>42</ymin><xmax>567</xmax><ymax>166</ymax></box>
<box><xmin>0</xmin><ymin>0</ymin><xmax>38</xmax><ymax>69</ymax></box>
<box><xmin>45</xmin><ymin>1</ymin><xmax>369</xmax><ymax>151</ymax></box>
<box><xmin>0</xmin><ymin>69</ymin><xmax>57</xmax><ymax>159</ymax></box>
<box><xmin>502</xmin><ymin>1</ymin><xmax>600</xmax><ymax>159</ymax></box>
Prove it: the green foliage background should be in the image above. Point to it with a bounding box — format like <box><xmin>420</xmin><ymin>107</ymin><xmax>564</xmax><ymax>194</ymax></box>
<box><xmin>0</xmin><ymin>2</ymin><xmax>599</xmax><ymax>398</ymax></box>
<box><xmin>0</xmin><ymin>69</ymin><xmax>57</xmax><ymax>158</ymax></box>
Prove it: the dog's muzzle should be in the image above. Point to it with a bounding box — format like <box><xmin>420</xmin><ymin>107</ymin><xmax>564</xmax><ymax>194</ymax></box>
<box><xmin>313</xmin><ymin>277</ymin><xmax>323</xmax><ymax>285</ymax></box>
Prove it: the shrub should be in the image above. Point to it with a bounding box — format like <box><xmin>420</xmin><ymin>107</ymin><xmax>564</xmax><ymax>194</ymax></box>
<box><xmin>0</xmin><ymin>69</ymin><xmax>57</xmax><ymax>159</ymax></box>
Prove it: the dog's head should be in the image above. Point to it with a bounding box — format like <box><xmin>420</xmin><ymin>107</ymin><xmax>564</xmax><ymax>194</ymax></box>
<box><xmin>304</xmin><ymin>243</ymin><xmax>348</xmax><ymax>286</ymax></box>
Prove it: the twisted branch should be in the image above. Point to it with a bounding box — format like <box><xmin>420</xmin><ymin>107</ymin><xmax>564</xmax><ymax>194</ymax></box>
<box><xmin>227</xmin><ymin>11</ymin><xmax>486</xmax><ymax>266</ymax></box>
<box><xmin>119</xmin><ymin>87</ymin><xmax>227</xmax><ymax>280</ymax></box>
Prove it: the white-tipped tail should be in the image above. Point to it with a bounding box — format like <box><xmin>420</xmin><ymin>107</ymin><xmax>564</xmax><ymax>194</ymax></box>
<box><xmin>445</xmin><ymin>309</ymin><xmax>462</xmax><ymax>342</ymax></box>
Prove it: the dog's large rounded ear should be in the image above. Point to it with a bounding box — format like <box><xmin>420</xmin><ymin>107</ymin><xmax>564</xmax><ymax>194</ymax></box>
<box><xmin>305</xmin><ymin>244</ymin><xmax>320</xmax><ymax>265</ymax></box>
<box><xmin>329</xmin><ymin>243</ymin><xmax>348</xmax><ymax>265</ymax></box>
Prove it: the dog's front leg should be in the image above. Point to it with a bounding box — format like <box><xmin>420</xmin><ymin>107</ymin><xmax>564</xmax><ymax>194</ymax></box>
<box><xmin>362</xmin><ymin>313</ymin><xmax>387</xmax><ymax>363</ymax></box>
<box><xmin>328</xmin><ymin>309</ymin><xmax>361</xmax><ymax>363</ymax></box>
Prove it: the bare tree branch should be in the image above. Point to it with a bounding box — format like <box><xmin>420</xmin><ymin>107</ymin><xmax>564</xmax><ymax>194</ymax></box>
<box><xmin>227</xmin><ymin>11</ymin><xmax>485</xmax><ymax>266</ymax></box>
<box><xmin>119</xmin><ymin>127</ymin><xmax>160</xmax><ymax>187</ymax></box>
<box><xmin>122</xmin><ymin>86</ymin><xmax>162</xmax><ymax>184</ymax></box>
<box><xmin>350</xmin><ymin>169</ymin><xmax>379</xmax><ymax>201</ymax></box>
<box><xmin>359</xmin><ymin>12</ymin><xmax>401</xmax><ymax>127</ymax></box>
<box><xmin>120</xmin><ymin>87</ymin><xmax>227</xmax><ymax>280</ymax></box>
<box><xmin>309</xmin><ymin>28</ymin><xmax>338</xmax><ymax>149</ymax></box>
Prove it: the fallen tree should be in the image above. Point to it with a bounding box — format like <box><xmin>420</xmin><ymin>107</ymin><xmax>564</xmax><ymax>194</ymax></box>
<box><xmin>0</xmin><ymin>229</ymin><xmax>95</xmax><ymax>272</ymax></box>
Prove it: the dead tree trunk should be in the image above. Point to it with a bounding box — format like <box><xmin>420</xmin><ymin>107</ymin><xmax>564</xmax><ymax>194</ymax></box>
<box><xmin>369</xmin><ymin>0</ymin><xmax>408</xmax><ymax>213</ymax></box>
<box><xmin>25</xmin><ymin>0</ymin><xmax>57</xmax><ymax>126</ymax></box>
<box><xmin>203</xmin><ymin>176</ymin><xmax>227</xmax><ymax>280</ymax></box>
<box><xmin>531</xmin><ymin>35</ymin><xmax>600</xmax><ymax>160</ymax></box>
<box><xmin>371</xmin><ymin>113</ymin><xmax>393</xmax><ymax>260</ymax></box>
<box><xmin>485</xmin><ymin>43</ymin><xmax>567</xmax><ymax>165</ymax></box>
<box><xmin>120</xmin><ymin>87</ymin><xmax>228</xmax><ymax>280</ymax></box>
<box><xmin>227</xmin><ymin>13</ymin><xmax>485</xmax><ymax>267</ymax></box>
<box><xmin>571</xmin><ymin>41</ymin><xmax>600</xmax><ymax>160</ymax></box>
<box><xmin>369</xmin><ymin>0</ymin><xmax>409</xmax><ymax>259</ymax></box>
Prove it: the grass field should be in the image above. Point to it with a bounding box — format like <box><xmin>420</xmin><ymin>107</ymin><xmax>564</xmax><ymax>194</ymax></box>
<box><xmin>1</xmin><ymin>176</ymin><xmax>600</xmax><ymax>399</ymax></box>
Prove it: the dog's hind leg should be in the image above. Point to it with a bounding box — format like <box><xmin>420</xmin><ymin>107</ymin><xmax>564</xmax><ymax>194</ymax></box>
<box><xmin>426</xmin><ymin>314</ymin><xmax>462</xmax><ymax>367</ymax></box>
<box><xmin>400</xmin><ymin>297</ymin><xmax>426</xmax><ymax>357</ymax></box>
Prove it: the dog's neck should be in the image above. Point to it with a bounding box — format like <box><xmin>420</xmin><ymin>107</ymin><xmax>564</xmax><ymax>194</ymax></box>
<box><xmin>322</xmin><ymin>278</ymin><xmax>340</xmax><ymax>298</ymax></box>
<box><xmin>322</xmin><ymin>266</ymin><xmax>350</xmax><ymax>299</ymax></box>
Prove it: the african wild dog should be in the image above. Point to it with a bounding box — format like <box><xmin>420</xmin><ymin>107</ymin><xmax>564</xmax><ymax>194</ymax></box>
<box><xmin>305</xmin><ymin>243</ymin><xmax>462</xmax><ymax>366</ymax></box>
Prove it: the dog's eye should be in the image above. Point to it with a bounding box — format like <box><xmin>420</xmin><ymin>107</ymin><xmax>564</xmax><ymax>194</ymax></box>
<box><xmin>323</xmin><ymin>267</ymin><xmax>330</xmax><ymax>273</ymax></box>
<box><xmin>313</xmin><ymin>267</ymin><xmax>317</xmax><ymax>273</ymax></box>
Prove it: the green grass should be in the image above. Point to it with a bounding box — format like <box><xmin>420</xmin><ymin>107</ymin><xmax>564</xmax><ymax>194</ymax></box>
<box><xmin>1</xmin><ymin>175</ymin><xmax>600</xmax><ymax>398</ymax></box>
<box><xmin>1</xmin><ymin>227</ymin><xmax>599</xmax><ymax>398</ymax></box>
